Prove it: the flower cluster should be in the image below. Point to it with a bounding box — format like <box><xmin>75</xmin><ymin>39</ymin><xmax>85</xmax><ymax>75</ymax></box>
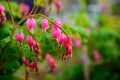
<box><xmin>14</xmin><ymin>17</ymin><xmax>72</xmax><ymax>71</ymax></box>
<box><xmin>51</xmin><ymin>18</ymin><xmax>73</xmax><ymax>60</ymax></box>
<box><xmin>0</xmin><ymin>5</ymin><xmax>6</xmax><ymax>25</ymax></box>
<box><xmin>46</xmin><ymin>54</ymin><xmax>57</xmax><ymax>70</ymax></box>
<box><xmin>22</xmin><ymin>57</ymin><xmax>39</xmax><ymax>73</ymax></box>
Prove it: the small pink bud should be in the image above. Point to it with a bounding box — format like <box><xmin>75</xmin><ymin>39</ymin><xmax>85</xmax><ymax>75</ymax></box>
<box><xmin>54</xmin><ymin>1</ymin><xmax>62</xmax><ymax>9</ymax></box>
<box><xmin>93</xmin><ymin>50</ymin><xmax>100</xmax><ymax>61</ymax></box>
<box><xmin>15</xmin><ymin>33</ymin><xmax>24</xmax><ymax>46</ymax></box>
<box><xmin>26</xmin><ymin>18</ymin><xmax>37</xmax><ymax>30</ymax></box>
<box><xmin>40</xmin><ymin>18</ymin><xmax>49</xmax><ymax>33</ymax></box>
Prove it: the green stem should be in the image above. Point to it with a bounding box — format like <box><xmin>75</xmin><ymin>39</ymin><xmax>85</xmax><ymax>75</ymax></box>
<box><xmin>6</xmin><ymin>0</ymin><xmax>14</xmax><ymax>25</ymax></box>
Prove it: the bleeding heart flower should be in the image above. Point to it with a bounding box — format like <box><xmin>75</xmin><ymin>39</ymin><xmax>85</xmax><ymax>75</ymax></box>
<box><xmin>40</xmin><ymin>18</ymin><xmax>49</xmax><ymax>33</ymax></box>
<box><xmin>46</xmin><ymin>54</ymin><xmax>57</xmax><ymax>69</ymax></box>
<box><xmin>52</xmin><ymin>18</ymin><xmax>62</xmax><ymax>28</ymax></box>
<box><xmin>15</xmin><ymin>33</ymin><xmax>24</xmax><ymax>46</ymax></box>
<box><xmin>27</xmin><ymin>36</ymin><xmax>34</xmax><ymax>51</ymax></box>
<box><xmin>51</xmin><ymin>26</ymin><xmax>62</xmax><ymax>38</ymax></box>
<box><xmin>26</xmin><ymin>18</ymin><xmax>37</xmax><ymax>30</ymax></box>
<box><xmin>57</xmin><ymin>34</ymin><xmax>65</xmax><ymax>47</ymax></box>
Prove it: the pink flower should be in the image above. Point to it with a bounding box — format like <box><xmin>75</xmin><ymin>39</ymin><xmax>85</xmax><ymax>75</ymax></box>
<box><xmin>26</xmin><ymin>18</ymin><xmax>37</xmax><ymax>30</ymax></box>
<box><xmin>52</xmin><ymin>18</ymin><xmax>62</xmax><ymax>28</ymax></box>
<box><xmin>46</xmin><ymin>54</ymin><xmax>57</xmax><ymax>69</ymax></box>
<box><xmin>93</xmin><ymin>50</ymin><xmax>100</xmax><ymax>61</ymax></box>
<box><xmin>0</xmin><ymin>5</ymin><xmax>6</xmax><ymax>25</ymax></box>
<box><xmin>40</xmin><ymin>18</ymin><xmax>49</xmax><ymax>33</ymax></box>
<box><xmin>20</xmin><ymin>3</ymin><xmax>30</xmax><ymax>16</ymax></box>
<box><xmin>73</xmin><ymin>36</ymin><xmax>81</xmax><ymax>48</ymax></box>
<box><xmin>51</xmin><ymin>26</ymin><xmax>62</xmax><ymax>38</ymax></box>
<box><xmin>32</xmin><ymin>41</ymin><xmax>40</xmax><ymax>54</ymax></box>
<box><xmin>57</xmin><ymin>34</ymin><xmax>65</xmax><ymax>47</ymax></box>
<box><xmin>54</xmin><ymin>0</ymin><xmax>62</xmax><ymax>9</ymax></box>
<box><xmin>54</xmin><ymin>0</ymin><xmax>62</xmax><ymax>13</ymax></box>
<box><xmin>61</xmin><ymin>36</ymin><xmax>73</xmax><ymax>59</ymax></box>
<box><xmin>67</xmin><ymin>45</ymin><xmax>72</xmax><ymax>54</ymax></box>
<box><xmin>0</xmin><ymin>5</ymin><xmax>5</xmax><ymax>13</ymax></box>
<box><xmin>27</xmin><ymin>36</ymin><xmax>34</xmax><ymax>50</ymax></box>
<box><xmin>15</xmin><ymin>33</ymin><xmax>24</xmax><ymax>46</ymax></box>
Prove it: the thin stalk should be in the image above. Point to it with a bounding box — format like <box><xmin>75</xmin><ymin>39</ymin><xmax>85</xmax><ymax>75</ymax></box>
<box><xmin>6</xmin><ymin>0</ymin><xmax>14</xmax><ymax>25</ymax></box>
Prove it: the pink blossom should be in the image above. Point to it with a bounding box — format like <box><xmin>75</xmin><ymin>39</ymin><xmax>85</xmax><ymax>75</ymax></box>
<box><xmin>93</xmin><ymin>50</ymin><xmax>100</xmax><ymax>61</ymax></box>
<box><xmin>32</xmin><ymin>41</ymin><xmax>40</xmax><ymax>54</ymax></box>
<box><xmin>15</xmin><ymin>33</ymin><xmax>24</xmax><ymax>46</ymax></box>
<box><xmin>73</xmin><ymin>36</ymin><xmax>81</xmax><ymax>48</ymax></box>
<box><xmin>20</xmin><ymin>3</ymin><xmax>30</xmax><ymax>16</ymax></box>
<box><xmin>62</xmin><ymin>36</ymin><xmax>73</xmax><ymax>59</ymax></box>
<box><xmin>46</xmin><ymin>54</ymin><xmax>51</xmax><ymax>61</ymax></box>
<box><xmin>52</xmin><ymin>18</ymin><xmax>62</xmax><ymax>28</ymax></box>
<box><xmin>46</xmin><ymin>54</ymin><xmax>57</xmax><ymax>69</ymax></box>
<box><xmin>57</xmin><ymin>34</ymin><xmax>65</xmax><ymax>47</ymax></box>
<box><xmin>40</xmin><ymin>18</ymin><xmax>49</xmax><ymax>33</ymax></box>
<box><xmin>54</xmin><ymin>0</ymin><xmax>62</xmax><ymax>9</ymax></box>
<box><xmin>0</xmin><ymin>5</ymin><xmax>6</xmax><ymax>25</ymax></box>
<box><xmin>26</xmin><ymin>18</ymin><xmax>37</xmax><ymax>30</ymax></box>
<box><xmin>51</xmin><ymin>26</ymin><xmax>62</xmax><ymax>38</ymax></box>
<box><xmin>0</xmin><ymin>5</ymin><xmax>5</xmax><ymax>13</ymax></box>
<box><xmin>67</xmin><ymin>45</ymin><xmax>72</xmax><ymax>54</ymax></box>
<box><xmin>27</xmin><ymin>36</ymin><xmax>34</xmax><ymax>50</ymax></box>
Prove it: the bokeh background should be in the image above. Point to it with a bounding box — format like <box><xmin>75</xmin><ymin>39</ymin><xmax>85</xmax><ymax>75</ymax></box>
<box><xmin>0</xmin><ymin>0</ymin><xmax>120</xmax><ymax>80</ymax></box>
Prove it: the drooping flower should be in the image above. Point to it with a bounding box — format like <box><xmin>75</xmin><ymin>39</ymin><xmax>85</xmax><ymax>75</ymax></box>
<box><xmin>57</xmin><ymin>34</ymin><xmax>65</xmax><ymax>47</ymax></box>
<box><xmin>93</xmin><ymin>50</ymin><xmax>100</xmax><ymax>61</ymax></box>
<box><xmin>40</xmin><ymin>18</ymin><xmax>49</xmax><ymax>33</ymax></box>
<box><xmin>27</xmin><ymin>36</ymin><xmax>34</xmax><ymax>51</ymax></box>
<box><xmin>52</xmin><ymin>18</ymin><xmax>62</xmax><ymax>28</ymax></box>
<box><xmin>15</xmin><ymin>33</ymin><xmax>24</xmax><ymax>46</ymax></box>
<box><xmin>46</xmin><ymin>54</ymin><xmax>57</xmax><ymax>69</ymax></box>
<box><xmin>54</xmin><ymin>0</ymin><xmax>62</xmax><ymax>13</ymax></box>
<box><xmin>32</xmin><ymin>41</ymin><xmax>41</xmax><ymax>55</ymax></box>
<box><xmin>0</xmin><ymin>5</ymin><xmax>6</xmax><ymax>25</ymax></box>
<box><xmin>19</xmin><ymin>3</ymin><xmax>30</xmax><ymax>16</ymax></box>
<box><xmin>51</xmin><ymin>26</ymin><xmax>62</xmax><ymax>38</ymax></box>
<box><xmin>26</xmin><ymin>18</ymin><xmax>37</xmax><ymax>30</ymax></box>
